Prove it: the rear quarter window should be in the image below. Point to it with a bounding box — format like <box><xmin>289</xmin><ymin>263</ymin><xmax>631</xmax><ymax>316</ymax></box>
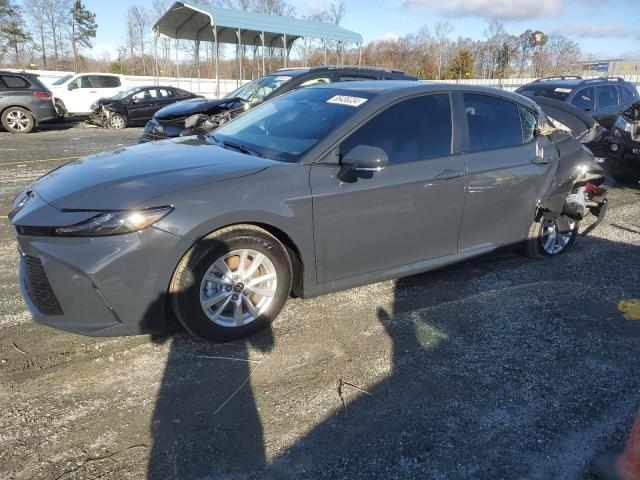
<box><xmin>1</xmin><ymin>75</ymin><xmax>30</xmax><ymax>89</ymax></box>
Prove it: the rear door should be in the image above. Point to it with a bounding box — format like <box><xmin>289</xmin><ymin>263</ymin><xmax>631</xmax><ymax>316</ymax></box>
<box><xmin>458</xmin><ymin>92</ymin><xmax>558</xmax><ymax>251</ymax></box>
<box><xmin>310</xmin><ymin>92</ymin><xmax>467</xmax><ymax>283</ymax></box>
<box><xmin>594</xmin><ymin>84</ymin><xmax>621</xmax><ymax>128</ymax></box>
<box><xmin>0</xmin><ymin>74</ymin><xmax>31</xmax><ymax>110</ymax></box>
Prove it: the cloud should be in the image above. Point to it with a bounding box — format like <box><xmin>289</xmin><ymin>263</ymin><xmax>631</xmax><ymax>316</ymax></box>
<box><xmin>557</xmin><ymin>25</ymin><xmax>635</xmax><ymax>38</ymax></box>
<box><xmin>382</xmin><ymin>32</ymin><xmax>400</xmax><ymax>42</ymax></box>
<box><xmin>402</xmin><ymin>0</ymin><xmax>561</xmax><ymax>19</ymax></box>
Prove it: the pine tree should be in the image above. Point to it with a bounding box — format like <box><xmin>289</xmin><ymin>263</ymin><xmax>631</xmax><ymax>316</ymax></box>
<box><xmin>0</xmin><ymin>0</ymin><xmax>31</xmax><ymax>66</ymax></box>
<box><xmin>68</xmin><ymin>0</ymin><xmax>97</xmax><ymax>71</ymax></box>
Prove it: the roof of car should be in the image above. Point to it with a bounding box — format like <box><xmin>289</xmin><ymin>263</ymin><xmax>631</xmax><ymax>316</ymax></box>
<box><xmin>274</xmin><ymin>65</ymin><xmax>412</xmax><ymax>77</ymax></box>
<box><xmin>521</xmin><ymin>76</ymin><xmax>633</xmax><ymax>91</ymax></box>
<box><xmin>311</xmin><ymin>80</ymin><xmax>539</xmax><ymax>108</ymax></box>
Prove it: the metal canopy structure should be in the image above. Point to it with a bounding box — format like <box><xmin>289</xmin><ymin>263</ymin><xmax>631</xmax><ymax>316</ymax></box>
<box><xmin>153</xmin><ymin>1</ymin><xmax>364</xmax><ymax>96</ymax></box>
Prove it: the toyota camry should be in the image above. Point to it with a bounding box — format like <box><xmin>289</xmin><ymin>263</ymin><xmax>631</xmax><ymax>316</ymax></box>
<box><xmin>10</xmin><ymin>82</ymin><xmax>607</xmax><ymax>342</ymax></box>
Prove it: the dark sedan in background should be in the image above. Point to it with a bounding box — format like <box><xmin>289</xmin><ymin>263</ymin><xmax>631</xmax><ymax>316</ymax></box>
<box><xmin>140</xmin><ymin>65</ymin><xmax>418</xmax><ymax>142</ymax></box>
<box><xmin>88</xmin><ymin>86</ymin><xmax>201</xmax><ymax>129</ymax></box>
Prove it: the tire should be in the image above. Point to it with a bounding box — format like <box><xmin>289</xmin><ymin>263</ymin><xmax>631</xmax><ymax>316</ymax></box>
<box><xmin>53</xmin><ymin>99</ymin><xmax>66</xmax><ymax>119</ymax></box>
<box><xmin>108</xmin><ymin>113</ymin><xmax>127</xmax><ymax>129</ymax></box>
<box><xmin>169</xmin><ymin>225</ymin><xmax>292</xmax><ymax>342</ymax></box>
<box><xmin>1</xmin><ymin>107</ymin><xmax>34</xmax><ymax>134</ymax></box>
<box><xmin>522</xmin><ymin>216</ymin><xmax>580</xmax><ymax>258</ymax></box>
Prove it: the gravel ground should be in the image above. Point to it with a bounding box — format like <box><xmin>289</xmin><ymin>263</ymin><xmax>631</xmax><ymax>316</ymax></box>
<box><xmin>0</xmin><ymin>124</ymin><xmax>639</xmax><ymax>480</ymax></box>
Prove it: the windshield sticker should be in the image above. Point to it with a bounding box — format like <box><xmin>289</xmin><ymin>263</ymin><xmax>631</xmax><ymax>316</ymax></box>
<box><xmin>327</xmin><ymin>95</ymin><xmax>368</xmax><ymax>107</ymax></box>
<box><xmin>554</xmin><ymin>88</ymin><xmax>572</xmax><ymax>93</ymax></box>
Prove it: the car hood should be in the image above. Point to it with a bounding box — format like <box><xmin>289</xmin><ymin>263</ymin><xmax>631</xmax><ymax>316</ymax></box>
<box><xmin>31</xmin><ymin>136</ymin><xmax>274</xmax><ymax>211</ymax></box>
<box><xmin>155</xmin><ymin>97</ymin><xmax>238</xmax><ymax>121</ymax></box>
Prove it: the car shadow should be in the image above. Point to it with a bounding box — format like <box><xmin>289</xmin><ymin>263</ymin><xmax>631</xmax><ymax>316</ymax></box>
<box><xmin>146</xmin><ymin>234</ymin><xmax>640</xmax><ymax>479</ymax></box>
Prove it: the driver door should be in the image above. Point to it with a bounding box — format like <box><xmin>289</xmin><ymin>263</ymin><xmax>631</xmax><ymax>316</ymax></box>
<box><xmin>310</xmin><ymin>93</ymin><xmax>467</xmax><ymax>284</ymax></box>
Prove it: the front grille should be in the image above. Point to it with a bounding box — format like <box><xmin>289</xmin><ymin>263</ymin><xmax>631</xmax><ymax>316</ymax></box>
<box><xmin>23</xmin><ymin>255</ymin><xmax>63</xmax><ymax>315</ymax></box>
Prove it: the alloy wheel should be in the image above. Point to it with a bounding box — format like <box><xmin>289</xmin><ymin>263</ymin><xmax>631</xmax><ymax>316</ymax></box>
<box><xmin>541</xmin><ymin>218</ymin><xmax>575</xmax><ymax>255</ymax></box>
<box><xmin>109</xmin><ymin>115</ymin><xmax>125</xmax><ymax>129</ymax></box>
<box><xmin>199</xmin><ymin>249</ymin><xmax>277</xmax><ymax>327</ymax></box>
<box><xmin>6</xmin><ymin>110</ymin><xmax>30</xmax><ymax>132</ymax></box>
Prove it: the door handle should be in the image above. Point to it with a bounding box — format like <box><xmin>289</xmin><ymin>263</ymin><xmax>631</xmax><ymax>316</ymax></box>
<box><xmin>435</xmin><ymin>169</ymin><xmax>465</xmax><ymax>180</ymax></box>
<box><xmin>531</xmin><ymin>156</ymin><xmax>551</xmax><ymax>165</ymax></box>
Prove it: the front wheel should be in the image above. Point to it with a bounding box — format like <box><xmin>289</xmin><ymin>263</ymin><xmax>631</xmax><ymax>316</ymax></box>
<box><xmin>522</xmin><ymin>216</ymin><xmax>580</xmax><ymax>258</ymax></box>
<box><xmin>108</xmin><ymin>113</ymin><xmax>127</xmax><ymax>129</ymax></box>
<box><xmin>169</xmin><ymin>225</ymin><xmax>292</xmax><ymax>342</ymax></box>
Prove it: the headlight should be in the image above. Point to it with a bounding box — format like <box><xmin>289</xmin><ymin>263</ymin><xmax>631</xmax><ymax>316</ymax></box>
<box><xmin>8</xmin><ymin>191</ymin><xmax>34</xmax><ymax>221</ymax></box>
<box><xmin>614</xmin><ymin>116</ymin><xmax>632</xmax><ymax>133</ymax></box>
<box><xmin>53</xmin><ymin>207</ymin><xmax>173</xmax><ymax>237</ymax></box>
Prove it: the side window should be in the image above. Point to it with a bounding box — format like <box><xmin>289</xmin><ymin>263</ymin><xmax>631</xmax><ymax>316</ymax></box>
<box><xmin>158</xmin><ymin>89</ymin><xmax>173</xmax><ymax>98</ymax></box>
<box><xmin>1</xmin><ymin>75</ymin><xmax>30</xmax><ymax>88</ymax></box>
<box><xmin>597</xmin><ymin>85</ymin><xmax>619</xmax><ymax>108</ymax></box>
<box><xmin>519</xmin><ymin>106</ymin><xmax>537</xmax><ymax>143</ymax></box>
<box><xmin>619</xmin><ymin>86</ymin><xmax>634</xmax><ymax>103</ymax></box>
<box><xmin>299</xmin><ymin>76</ymin><xmax>332</xmax><ymax>87</ymax></box>
<box><xmin>77</xmin><ymin>76</ymin><xmax>93</xmax><ymax>88</ymax></box>
<box><xmin>570</xmin><ymin>87</ymin><xmax>595</xmax><ymax>111</ymax></box>
<box><xmin>90</xmin><ymin>76</ymin><xmax>121</xmax><ymax>88</ymax></box>
<box><xmin>339</xmin><ymin>74</ymin><xmax>378</xmax><ymax>82</ymax></box>
<box><xmin>463</xmin><ymin>93</ymin><xmax>523</xmax><ymax>151</ymax></box>
<box><xmin>339</xmin><ymin>93</ymin><xmax>452</xmax><ymax>164</ymax></box>
<box><xmin>131</xmin><ymin>89</ymin><xmax>157</xmax><ymax>101</ymax></box>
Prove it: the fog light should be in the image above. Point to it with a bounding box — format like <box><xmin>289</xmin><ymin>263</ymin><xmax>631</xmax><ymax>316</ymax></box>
<box><xmin>610</xmin><ymin>144</ymin><xmax>619</xmax><ymax>152</ymax></box>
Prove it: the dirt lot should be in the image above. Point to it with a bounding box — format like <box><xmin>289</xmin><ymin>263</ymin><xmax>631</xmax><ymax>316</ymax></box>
<box><xmin>1</xmin><ymin>123</ymin><xmax>640</xmax><ymax>480</ymax></box>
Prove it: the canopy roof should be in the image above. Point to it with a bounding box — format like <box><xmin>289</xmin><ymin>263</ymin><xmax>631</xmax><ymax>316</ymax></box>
<box><xmin>153</xmin><ymin>2</ymin><xmax>363</xmax><ymax>46</ymax></box>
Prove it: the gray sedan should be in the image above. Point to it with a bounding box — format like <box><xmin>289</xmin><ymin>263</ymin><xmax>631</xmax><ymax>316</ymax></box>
<box><xmin>10</xmin><ymin>82</ymin><xmax>607</xmax><ymax>342</ymax></box>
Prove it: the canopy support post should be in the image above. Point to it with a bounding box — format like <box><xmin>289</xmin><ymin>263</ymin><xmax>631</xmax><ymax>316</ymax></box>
<box><xmin>339</xmin><ymin>41</ymin><xmax>344</xmax><ymax>66</ymax></box>
<box><xmin>213</xmin><ymin>25</ymin><xmax>219</xmax><ymax>98</ymax></box>
<box><xmin>283</xmin><ymin>33</ymin><xmax>288</xmax><ymax>68</ymax></box>
<box><xmin>237</xmin><ymin>29</ymin><xmax>243</xmax><ymax>87</ymax></box>
<box><xmin>260</xmin><ymin>32</ymin><xmax>265</xmax><ymax>76</ymax></box>
<box><xmin>175</xmin><ymin>38</ymin><xmax>180</xmax><ymax>87</ymax></box>
<box><xmin>323</xmin><ymin>40</ymin><xmax>327</xmax><ymax>64</ymax></box>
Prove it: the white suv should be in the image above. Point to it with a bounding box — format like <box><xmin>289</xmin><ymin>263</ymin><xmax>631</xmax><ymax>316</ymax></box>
<box><xmin>50</xmin><ymin>73</ymin><xmax>126</xmax><ymax>116</ymax></box>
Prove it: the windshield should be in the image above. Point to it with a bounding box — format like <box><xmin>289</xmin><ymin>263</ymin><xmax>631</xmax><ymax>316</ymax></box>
<box><xmin>516</xmin><ymin>84</ymin><xmax>573</xmax><ymax>101</ymax></box>
<box><xmin>111</xmin><ymin>87</ymin><xmax>140</xmax><ymax>100</ymax></box>
<box><xmin>52</xmin><ymin>74</ymin><xmax>73</xmax><ymax>86</ymax></box>
<box><xmin>210</xmin><ymin>88</ymin><xmax>374</xmax><ymax>162</ymax></box>
<box><xmin>225</xmin><ymin>75</ymin><xmax>293</xmax><ymax>103</ymax></box>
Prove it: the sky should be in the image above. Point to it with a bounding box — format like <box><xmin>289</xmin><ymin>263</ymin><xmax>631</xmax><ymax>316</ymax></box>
<box><xmin>34</xmin><ymin>0</ymin><xmax>640</xmax><ymax>61</ymax></box>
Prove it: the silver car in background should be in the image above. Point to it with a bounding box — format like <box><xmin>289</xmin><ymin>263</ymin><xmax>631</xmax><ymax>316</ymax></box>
<box><xmin>10</xmin><ymin>82</ymin><xmax>606</xmax><ymax>342</ymax></box>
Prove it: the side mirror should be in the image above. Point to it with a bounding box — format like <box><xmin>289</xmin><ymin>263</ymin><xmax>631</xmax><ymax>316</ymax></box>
<box><xmin>341</xmin><ymin>145</ymin><xmax>389</xmax><ymax>171</ymax></box>
<box><xmin>67</xmin><ymin>83</ymin><xmax>77</xmax><ymax>91</ymax></box>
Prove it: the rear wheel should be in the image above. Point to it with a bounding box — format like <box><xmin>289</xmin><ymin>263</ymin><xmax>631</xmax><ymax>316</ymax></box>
<box><xmin>108</xmin><ymin>113</ymin><xmax>127</xmax><ymax>129</ymax></box>
<box><xmin>1</xmin><ymin>107</ymin><xmax>34</xmax><ymax>133</ymax></box>
<box><xmin>523</xmin><ymin>216</ymin><xmax>580</xmax><ymax>258</ymax></box>
<box><xmin>169</xmin><ymin>225</ymin><xmax>292</xmax><ymax>342</ymax></box>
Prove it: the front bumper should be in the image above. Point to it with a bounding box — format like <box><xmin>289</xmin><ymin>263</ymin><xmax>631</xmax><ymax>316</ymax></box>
<box><xmin>607</xmin><ymin>136</ymin><xmax>640</xmax><ymax>172</ymax></box>
<box><xmin>15</xmin><ymin>227</ymin><xmax>189</xmax><ymax>336</ymax></box>
<box><xmin>140</xmin><ymin>119</ymin><xmax>181</xmax><ymax>143</ymax></box>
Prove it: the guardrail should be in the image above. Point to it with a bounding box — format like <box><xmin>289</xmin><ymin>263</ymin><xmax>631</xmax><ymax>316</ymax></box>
<box><xmin>7</xmin><ymin>69</ymin><xmax>640</xmax><ymax>96</ymax></box>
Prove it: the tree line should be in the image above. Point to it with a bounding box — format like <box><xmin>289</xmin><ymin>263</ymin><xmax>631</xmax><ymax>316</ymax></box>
<box><xmin>1</xmin><ymin>0</ymin><xmax>582</xmax><ymax>80</ymax></box>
